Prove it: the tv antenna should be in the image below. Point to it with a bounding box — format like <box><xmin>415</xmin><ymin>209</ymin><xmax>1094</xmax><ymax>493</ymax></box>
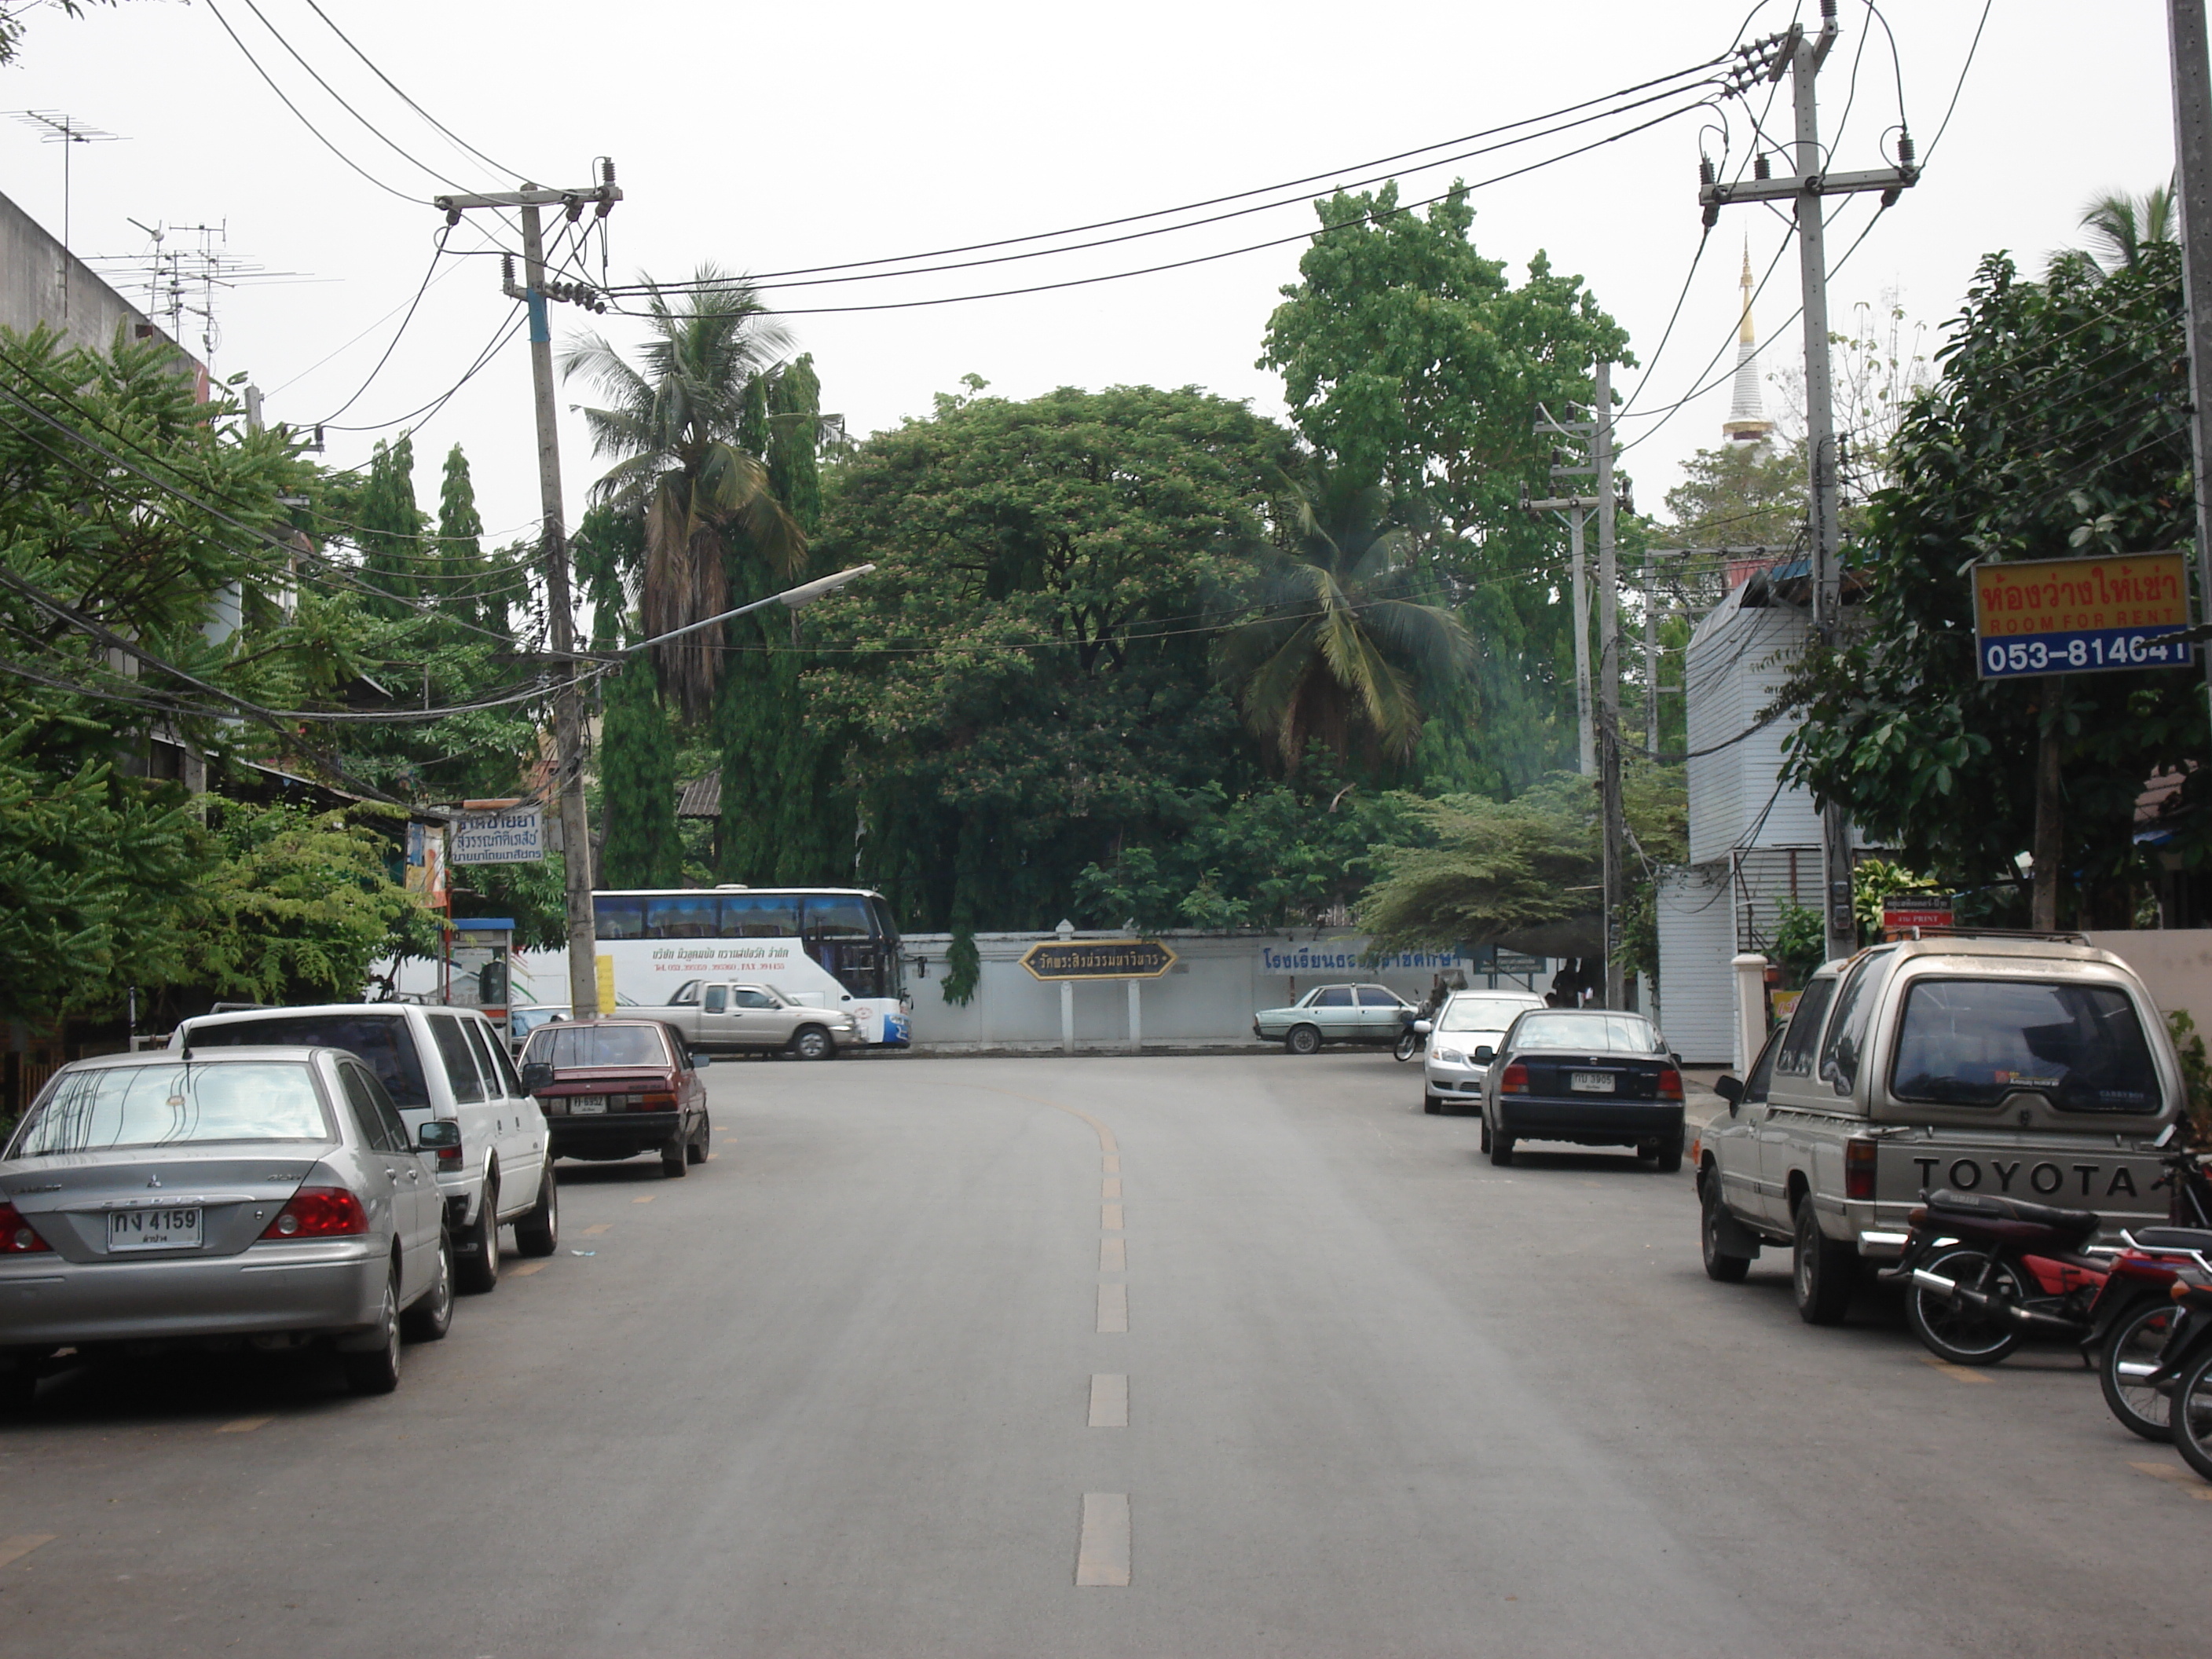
<box><xmin>5</xmin><ymin>109</ymin><xmax>123</xmax><ymax>253</ymax></box>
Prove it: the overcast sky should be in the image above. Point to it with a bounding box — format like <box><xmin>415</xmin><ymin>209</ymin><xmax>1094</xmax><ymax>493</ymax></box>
<box><xmin>0</xmin><ymin>1</ymin><xmax>2178</xmax><ymax>551</ymax></box>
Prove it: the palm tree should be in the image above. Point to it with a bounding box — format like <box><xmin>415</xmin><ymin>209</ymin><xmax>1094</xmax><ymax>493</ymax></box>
<box><xmin>2056</xmin><ymin>184</ymin><xmax>2177</xmax><ymax>280</ymax></box>
<box><xmin>562</xmin><ymin>267</ymin><xmax>804</xmax><ymax>716</ymax></box>
<box><xmin>1216</xmin><ymin>464</ymin><xmax>1472</xmax><ymax>773</ymax></box>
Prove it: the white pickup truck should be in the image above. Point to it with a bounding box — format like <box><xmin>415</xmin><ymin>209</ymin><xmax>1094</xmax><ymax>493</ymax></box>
<box><xmin>655</xmin><ymin>980</ymin><xmax>858</xmax><ymax>1060</ymax></box>
<box><xmin>1693</xmin><ymin>934</ymin><xmax>2183</xmax><ymax>1324</ymax></box>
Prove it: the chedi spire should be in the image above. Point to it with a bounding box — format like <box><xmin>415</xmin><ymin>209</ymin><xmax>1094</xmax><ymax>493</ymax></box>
<box><xmin>1722</xmin><ymin>240</ymin><xmax>1773</xmax><ymax>445</ymax></box>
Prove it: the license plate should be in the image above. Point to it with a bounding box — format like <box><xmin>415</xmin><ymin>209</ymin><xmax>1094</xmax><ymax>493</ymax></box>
<box><xmin>569</xmin><ymin>1097</ymin><xmax>608</xmax><ymax>1115</ymax></box>
<box><xmin>1569</xmin><ymin>1072</ymin><xmax>1617</xmax><ymax>1093</ymax></box>
<box><xmin>108</xmin><ymin>1207</ymin><xmax>202</xmax><ymax>1251</ymax></box>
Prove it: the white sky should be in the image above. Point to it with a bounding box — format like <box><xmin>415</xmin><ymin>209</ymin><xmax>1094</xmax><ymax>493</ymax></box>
<box><xmin>0</xmin><ymin>1</ymin><xmax>2178</xmax><ymax>548</ymax></box>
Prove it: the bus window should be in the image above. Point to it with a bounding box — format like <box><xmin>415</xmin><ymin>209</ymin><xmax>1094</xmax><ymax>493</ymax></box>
<box><xmin>868</xmin><ymin>895</ymin><xmax>901</xmax><ymax>946</ymax></box>
<box><xmin>722</xmin><ymin>893</ymin><xmax>799</xmax><ymax>937</ymax></box>
<box><xmin>803</xmin><ymin>895</ymin><xmax>872</xmax><ymax>939</ymax></box>
<box><xmin>647</xmin><ymin>895</ymin><xmax>720</xmax><ymax>939</ymax></box>
<box><xmin>594</xmin><ymin>895</ymin><xmax>646</xmax><ymax>940</ymax></box>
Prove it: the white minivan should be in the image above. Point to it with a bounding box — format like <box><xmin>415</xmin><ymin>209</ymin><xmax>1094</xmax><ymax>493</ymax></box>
<box><xmin>171</xmin><ymin>1004</ymin><xmax>556</xmax><ymax>1291</ymax></box>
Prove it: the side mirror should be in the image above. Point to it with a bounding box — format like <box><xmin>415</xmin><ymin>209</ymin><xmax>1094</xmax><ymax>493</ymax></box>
<box><xmin>694</xmin><ymin>1054</ymin><xmax>713</xmax><ymax>1068</ymax></box>
<box><xmin>2153</xmin><ymin>1121</ymin><xmax>2178</xmax><ymax>1149</ymax></box>
<box><xmin>1714</xmin><ymin>1074</ymin><xmax>1744</xmax><ymax>1107</ymax></box>
<box><xmin>1671</xmin><ymin>1052</ymin><xmax>1684</xmax><ymax>1068</ymax></box>
<box><xmin>1414</xmin><ymin>1020</ymin><xmax>1434</xmax><ymax>1036</ymax></box>
<box><xmin>1472</xmin><ymin>1045</ymin><xmax>1496</xmax><ymax>1067</ymax></box>
<box><xmin>415</xmin><ymin>1119</ymin><xmax>461</xmax><ymax>1151</ymax></box>
<box><xmin>519</xmin><ymin>1061</ymin><xmax>554</xmax><ymax>1096</ymax></box>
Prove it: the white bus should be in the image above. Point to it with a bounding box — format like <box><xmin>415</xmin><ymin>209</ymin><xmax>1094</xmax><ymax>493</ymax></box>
<box><xmin>591</xmin><ymin>886</ymin><xmax>912</xmax><ymax>1048</ymax></box>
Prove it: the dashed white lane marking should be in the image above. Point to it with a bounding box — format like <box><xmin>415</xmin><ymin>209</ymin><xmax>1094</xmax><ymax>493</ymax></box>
<box><xmin>1089</xmin><ymin>1374</ymin><xmax>1128</xmax><ymax>1428</ymax></box>
<box><xmin>578</xmin><ymin>1223</ymin><xmax>613</xmax><ymax>1237</ymax></box>
<box><xmin>632</xmin><ymin>1196</ymin><xmax>655</xmax><ymax>1205</ymax></box>
<box><xmin>0</xmin><ymin>1536</ymin><xmax>56</xmax><ymax>1569</ymax></box>
<box><xmin>1917</xmin><ymin>1353</ymin><xmax>1992</xmax><ymax>1385</ymax></box>
<box><xmin>1100</xmin><ymin>1238</ymin><xmax>1126</xmax><ymax>1273</ymax></box>
<box><xmin>1097</xmin><ymin>1283</ymin><xmax>1128</xmax><ymax>1333</ymax></box>
<box><xmin>2131</xmin><ymin>1460</ymin><xmax>2212</xmax><ymax>1498</ymax></box>
<box><xmin>507</xmin><ymin>1260</ymin><xmax>549</xmax><ymax>1277</ymax></box>
<box><xmin>216</xmin><ymin>1417</ymin><xmax>272</xmax><ymax>1434</ymax></box>
<box><xmin>1101</xmin><ymin>1176</ymin><xmax>1122</xmax><ymax>1200</ymax></box>
<box><xmin>1076</xmin><ymin>1492</ymin><xmax>1131</xmax><ymax>1585</ymax></box>
<box><xmin>1102</xmin><ymin>1154</ymin><xmax>1121</xmax><ymax>1174</ymax></box>
<box><xmin>1101</xmin><ymin>1204</ymin><xmax>1123</xmax><ymax>1232</ymax></box>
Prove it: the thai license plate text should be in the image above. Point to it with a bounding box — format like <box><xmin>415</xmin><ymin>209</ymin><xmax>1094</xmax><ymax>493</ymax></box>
<box><xmin>1570</xmin><ymin>1072</ymin><xmax>1616</xmax><ymax>1093</ymax></box>
<box><xmin>108</xmin><ymin>1207</ymin><xmax>201</xmax><ymax>1251</ymax></box>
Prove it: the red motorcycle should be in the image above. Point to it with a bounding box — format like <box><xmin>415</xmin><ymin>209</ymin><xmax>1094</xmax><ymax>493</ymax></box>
<box><xmin>1883</xmin><ymin>1127</ymin><xmax>2212</xmax><ymax>1382</ymax></box>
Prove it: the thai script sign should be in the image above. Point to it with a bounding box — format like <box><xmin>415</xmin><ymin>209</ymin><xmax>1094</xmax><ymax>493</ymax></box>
<box><xmin>1020</xmin><ymin>939</ymin><xmax>1177</xmax><ymax>980</ymax></box>
<box><xmin>451</xmin><ymin>804</ymin><xmax>544</xmax><ymax>865</ymax></box>
<box><xmin>1972</xmin><ymin>552</ymin><xmax>2192</xmax><ymax>679</ymax></box>
<box><xmin>1882</xmin><ymin>895</ymin><xmax>1954</xmax><ymax>933</ymax></box>
<box><xmin>1258</xmin><ymin>943</ymin><xmax>1475</xmax><ymax>975</ymax></box>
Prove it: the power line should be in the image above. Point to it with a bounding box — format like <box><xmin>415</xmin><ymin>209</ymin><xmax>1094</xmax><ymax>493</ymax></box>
<box><xmin>298</xmin><ymin>0</ymin><xmax>527</xmax><ymax>183</ymax></box>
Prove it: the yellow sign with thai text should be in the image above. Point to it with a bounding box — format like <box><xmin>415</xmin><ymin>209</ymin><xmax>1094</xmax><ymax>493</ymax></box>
<box><xmin>1970</xmin><ymin>551</ymin><xmax>2193</xmax><ymax>678</ymax></box>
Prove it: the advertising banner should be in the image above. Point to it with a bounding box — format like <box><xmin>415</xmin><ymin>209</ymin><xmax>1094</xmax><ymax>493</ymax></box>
<box><xmin>1972</xmin><ymin>552</ymin><xmax>2192</xmax><ymax>679</ymax></box>
<box><xmin>451</xmin><ymin>804</ymin><xmax>544</xmax><ymax>865</ymax></box>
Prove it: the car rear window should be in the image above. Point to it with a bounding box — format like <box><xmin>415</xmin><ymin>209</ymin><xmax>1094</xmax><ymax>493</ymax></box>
<box><xmin>1439</xmin><ymin>998</ymin><xmax>1538</xmax><ymax>1032</ymax></box>
<box><xmin>185</xmin><ymin>1013</ymin><xmax>429</xmax><ymax>1108</ymax></box>
<box><xmin>1511</xmin><ymin>1013</ymin><xmax>1661</xmax><ymax>1053</ymax></box>
<box><xmin>1890</xmin><ymin>978</ymin><xmax>2163</xmax><ymax>1112</ymax></box>
<box><xmin>11</xmin><ymin>1061</ymin><xmax>332</xmax><ymax>1155</ymax></box>
<box><xmin>524</xmin><ymin>1024</ymin><xmax>672</xmax><ymax>1069</ymax></box>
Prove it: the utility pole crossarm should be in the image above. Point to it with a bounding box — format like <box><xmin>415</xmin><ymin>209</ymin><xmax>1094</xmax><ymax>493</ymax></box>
<box><xmin>1700</xmin><ymin>165</ymin><xmax>1917</xmax><ymax>207</ymax></box>
<box><xmin>435</xmin><ymin>183</ymin><xmax>623</xmax><ymax>214</ymax></box>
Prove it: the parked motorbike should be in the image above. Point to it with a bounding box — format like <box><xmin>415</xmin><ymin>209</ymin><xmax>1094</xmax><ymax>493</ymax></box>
<box><xmin>2097</xmin><ymin>1133</ymin><xmax>2212</xmax><ymax>1438</ymax></box>
<box><xmin>2137</xmin><ymin>1273</ymin><xmax>2212</xmax><ymax>1481</ymax></box>
<box><xmin>1394</xmin><ymin>1014</ymin><xmax>1426</xmax><ymax>1064</ymax></box>
<box><xmin>1882</xmin><ymin>1125</ymin><xmax>2212</xmax><ymax>1379</ymax></box>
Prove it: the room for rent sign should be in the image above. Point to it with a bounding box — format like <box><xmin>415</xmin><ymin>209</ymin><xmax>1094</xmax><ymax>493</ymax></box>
<box><xmin>1971</xmin><ymin>551</ymin><xmax>2193</xmax><ymax>679</ymax></box>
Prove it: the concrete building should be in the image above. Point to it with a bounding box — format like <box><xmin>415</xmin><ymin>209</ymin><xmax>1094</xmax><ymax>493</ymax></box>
<box><xmin>0</xmin><ymin>186</ymin><xmax>199</xmax><ymax>374</ymax></box>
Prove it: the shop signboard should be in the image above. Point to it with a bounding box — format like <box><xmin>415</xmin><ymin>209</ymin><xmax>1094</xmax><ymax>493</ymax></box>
<box><xmin>1972</xmin><ymin>551</ymin><xmax>2193</xmax><ymax>679</ymax></box>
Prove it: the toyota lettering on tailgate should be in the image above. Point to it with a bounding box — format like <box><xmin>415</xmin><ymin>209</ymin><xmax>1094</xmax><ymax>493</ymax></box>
<box><xmin>1903</xmin><ymin>1154</ymin><xmax>2144</xmax><ymax>1201</ymax></box>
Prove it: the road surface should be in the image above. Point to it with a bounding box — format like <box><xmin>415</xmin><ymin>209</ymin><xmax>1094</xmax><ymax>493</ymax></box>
<box><xmin>2</xmin><ymin>1052</ymin><xmax>2204</xmax><ymax>1655</ymax></box>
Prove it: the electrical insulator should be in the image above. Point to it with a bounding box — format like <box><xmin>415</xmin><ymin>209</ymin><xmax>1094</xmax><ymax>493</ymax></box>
<box><xmin>1821</xmin><ymin>0</ymin><xmax>1837</xmax><ymax>20</ymax></box>
<box><xmin>1896</xmin><ymin>130</ymin><xmax>1916</xmax><ymax>167</ymax></box>
<box><xmin>601</xmin><ymin>157</ymin><xmax>616</xmax><ymax>185</ymax></box>
<box><xmin>1698</xmin><ymin>156</ymin><xmax>1716</xmax><ymax>188</ymax></box>
<box><xmin>1754</xmin><ymin>152</ymin><xmax>1771</xmax><ymax>180</ymax></box>
<box><xmin>502</xmin><ymin>254</ymin><xmax>515</xmax><ymax>287</ymax></box>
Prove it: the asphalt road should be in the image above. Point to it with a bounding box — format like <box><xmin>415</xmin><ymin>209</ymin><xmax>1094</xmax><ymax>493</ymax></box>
<box><xmin>3</xmin><ymin>1051</ymin><xmax>2207</xmax><ymax>1656</ymax></box>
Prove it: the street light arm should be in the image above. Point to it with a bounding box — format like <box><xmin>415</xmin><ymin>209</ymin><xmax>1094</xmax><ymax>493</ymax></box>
<box><xmin>621</xmin><ymin>564</ymin><xmax>877</xmax><ymax>654</ymax></box>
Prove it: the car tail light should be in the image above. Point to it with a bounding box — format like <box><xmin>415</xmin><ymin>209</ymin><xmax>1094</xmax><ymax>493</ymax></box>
<box><xmin>1844</xmin><ymin>1137</ymin><xmax>1877</xmax><ymax>1202</ymax></box>
<box><xmin>0</xmin><ymin>1202</ymin><xmax>52</xmax><ymax>1254</ymax></box>
<box><xmin>260</xmin><ymin>1187</ymin><xmax>368</xmax><ymax>1240</ymax></box>
<box><xmin>629</xmin><ymin>1092</ymin><xmax>679</xmax><ymax>1112</ymax></box>
<box><xmin>1658</xmin><ymin>1068</ymin><xmax>1684</xmax><ymax>1101</ymax></box>
<box><xmin>437</xmin><ymin>1133</ymin><xmax>463</xmax><ymax>1172</ymax></box>
<box><xmin>1499</xmin><ymin>1063</ymin><xmax>1529</xmax><ymax>1094</ymax></box>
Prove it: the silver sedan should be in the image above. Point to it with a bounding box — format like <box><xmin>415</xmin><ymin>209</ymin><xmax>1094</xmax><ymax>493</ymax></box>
<box><xmin>0</xmin><ymin>1046</ymin><xmax>456</xmax><ymax>1409</ymax></box>
<box><xmin>1421</xmin><ymin>991</ymin><xmax>1547</xmax><ymax>1114</ymax></box>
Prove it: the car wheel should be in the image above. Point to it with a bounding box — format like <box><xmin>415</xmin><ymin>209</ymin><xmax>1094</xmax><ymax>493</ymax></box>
<box><xmin>1791</xmin><ymin>1197</ymin><xmax>1857</xmax><ymax>1326</ymax></box>
<box><xmin>1655</xmin><ymin>1133</ymin><xmax>1684</xmax><ymax>1175</ymax></box>
<box><xmin>686</xmin><ymin>1112</ymin><xmax>710</xmax><ymax>1165</ymax></box>
<box><xmin>1489</xmin><ymin>1131</ymin><xmax>1514</xmax><ymax>1167</ymax></box>
<box><xmin>455</xmin><ymin>1170</ymin><xmax>500</xmax><ymax>1295</ymax></box>
<box><xmin>789</xmin><ymin>1026</ymin><xmax>834</xmax><ymax>1062</ymax></box>
<box><xmin>1423</xmin><ymin>1093</ymin><xmax>1442</xmax><ymax>1115</ymax></box>
<box><xmin>1903</xmin><ymin>1243</ymin><xmax>2023</xmax><ymax>1364</ymax></box>
<box><xmin>2100</xmin><ymin>1297</ymin><xmax>2178</xmax><ymax>1442</ymax></box>
<box><xmin>513</xmin><ymin>1159</ymin><xmax>558</xmax><ymax>1258</ymax></box>
<box><xmin>1284</xmin><ymin>1024</ymin><xmax>1322</xmax><ymax>1057</ymax></box>
<box><xmin>401</xmin><ymin>1230</ymin><xmax>455</xmax><ymax>1342</ymax></box>
<box><xmin>661</xmin><ymin>1136</ymin><xmax>689</xmax><ymax>1178</ymax></box>
<box><xmin>342</xmin><ymin>1268</ymin><xmax>403</xmax><ymax>1396</ymax></box>
<box><xmin>1478</xmin><ymin>1117</ymin><xmax>1492</xmax><ymax>1153</ymax></box>
<box><xmin>1700</xmin><ymin>1176</ymin><xmax>1752</xmax><ymax>1284</ymax></box>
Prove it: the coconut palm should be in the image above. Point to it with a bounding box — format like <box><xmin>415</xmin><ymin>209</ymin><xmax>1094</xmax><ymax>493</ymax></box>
<box><xmin>562</xmin><ymin>268</ymin><xmax>804</xmax><ymax>716</ymax></box>
<box><xmin>1216</xmin><ymin>464</ymin><xmax>1473</xmax><ymax>773</ymax></box>
<box><xmin>2053</xmin><ymin>184</ymin><xmax>2177</xmax><ymax>282</ymax></box>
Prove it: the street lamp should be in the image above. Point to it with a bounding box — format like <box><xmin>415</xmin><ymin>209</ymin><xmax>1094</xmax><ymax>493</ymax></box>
<box><xmin>624</xmin><ymin>564</ymin><xmax>877</xmax><ymax>654</ymax></box>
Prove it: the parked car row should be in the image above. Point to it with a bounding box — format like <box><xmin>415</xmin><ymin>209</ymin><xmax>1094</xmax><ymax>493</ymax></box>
<box><xmin>0</xmin><ymin>1003</ymin><xmax>717</xmax><ymax>1409</ymax></box>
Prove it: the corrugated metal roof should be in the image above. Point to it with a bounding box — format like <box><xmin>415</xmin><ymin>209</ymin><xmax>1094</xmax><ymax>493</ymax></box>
<box><xmin>676</xmin><ymin>773</ymin><xmax>720</xmax><ymax>819</ymax></box>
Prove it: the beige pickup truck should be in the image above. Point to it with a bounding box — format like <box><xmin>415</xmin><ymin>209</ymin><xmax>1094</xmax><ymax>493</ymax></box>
<box><xmin>1692</xmin><ymin>934</ymin><xmax>2183</xmax><ymax>1324</ymax></box>
<box><xmin>657</xmin><ymin>979</ymin><xmax>857</xmax><ymax>1060</ymax></box>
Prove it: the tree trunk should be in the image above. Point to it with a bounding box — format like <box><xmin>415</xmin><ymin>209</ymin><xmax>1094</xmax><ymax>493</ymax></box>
<box><xmin>2031</xmin><ymin>692</ymin><xmax>2064</xmax><ymax>932</ymax></box>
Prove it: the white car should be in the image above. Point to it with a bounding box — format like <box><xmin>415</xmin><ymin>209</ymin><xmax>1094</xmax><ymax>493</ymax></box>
<box><xmin>1421</xmin><ymin>990</ymin><xmax>1547</xmax><ymax>1114</ymax></box>
<box><xmin>171</xmin><ymin>1004</ymin><xmax>556</xmax><ymax>1292</ymax></box>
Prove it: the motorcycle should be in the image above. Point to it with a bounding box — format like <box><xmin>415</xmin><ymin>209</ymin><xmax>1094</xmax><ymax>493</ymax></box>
<box><xmin>1393</xmin><ymin>1013</ymin><xmax>1427</xmax><ymax>1064</ymax></box>
<box><xmin>2133</xmin><ymin>1272</ymin><xmax>2212</xmax><ymax>1481</ymax></box>
<box><xmin>1882</xmin><ymin>1126</ymin><xmax>2212</xmax><ymax>1375</ymax></box>
<box><xmin>2096</xmin><ymin>1132</ymin><xmax>2212</xmax><ymax>1439</ymax></box>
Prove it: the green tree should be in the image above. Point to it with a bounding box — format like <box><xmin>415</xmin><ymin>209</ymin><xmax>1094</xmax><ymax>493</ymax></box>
<box><xmin>1258</xmin><ymin>181</ymin><xmax>1632</xmax><ymax>791</ymax></box>
<box><xmin>562</xmin><ymin>269</ymin><xmax>805</xmax><ymax>717</ymax></box>
<box><xmin>1215</xmin><ymin>463</ymin><xmax>1470</xmax><ymax>773</ymax></box>
<box><xmin>598</xmin><ymin>657</ymin><xmax>683</xmax><ymax>888</ymax></box>
<box><xmin>354</xmin><ymin>433</ymin><xmax>423</xmax><ymax>613</ymax></box>
<box><xmin>811</xmin><ymin>383</ymin><xmax>1295</xmax><ymax>930</ymax></box>
<box><xmin>1778</xmin><ymin>248</ymin><xmax>2203</xmax><ymax>925</ymax></box>
<box><xmin>2078</xmin><ymin>184</ymin><xmax>2176</xmax><ymax>275</ymax></box>
<box><xmin>1662</xmin><ymin>442</ymin><xmax>1804</xmax><ymax>549</ymax></box>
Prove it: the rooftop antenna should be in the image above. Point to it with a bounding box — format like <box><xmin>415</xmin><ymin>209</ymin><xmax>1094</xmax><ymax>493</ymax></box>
<box><xmin>6</xmin><ymin>110</ymin><xmax>124</xmax><ymax>329</ymax></box>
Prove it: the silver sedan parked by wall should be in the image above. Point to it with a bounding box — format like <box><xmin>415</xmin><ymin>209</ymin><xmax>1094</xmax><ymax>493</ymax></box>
<box><xmin>0</xmin><ymin>1046</ymin><xmax>457</xmax><ymax>1411</ymax></box>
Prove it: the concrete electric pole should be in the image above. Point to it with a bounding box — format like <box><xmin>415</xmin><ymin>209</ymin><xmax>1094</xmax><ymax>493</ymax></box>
<box><xmin>2168</xmin><ymin>0</ymin><xmax>2212</xmax><ymax>723</ymax></box>
<box><xmin>1529</xmin><ymin>408</ymin><xmax>1601</xmax><ymax>777</ymax></box>
<box><xmin>1701</xmin><ymin>2</ymin><xmax>1918</xmax><ymax>964</ymax></box>
<box><xmin>435</xmin><ymin>167</ymin><xmax>622</xmax><ymax>1019</ymax></box>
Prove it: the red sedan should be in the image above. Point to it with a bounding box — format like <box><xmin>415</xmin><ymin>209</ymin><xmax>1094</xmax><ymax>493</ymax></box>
<box><xmin>518</xmin><ymin>1020</ymin><xmax>712</xmax><ymax>1178</ymax></box>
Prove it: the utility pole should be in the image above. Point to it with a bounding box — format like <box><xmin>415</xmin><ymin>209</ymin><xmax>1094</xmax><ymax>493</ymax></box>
<box><xmin>1701</xmin><ymin>2</ymin><xmax>1917</xmax><ymax>964</ymax></box>
<box><xmin>1594</xmin><ymin>359</ymin><xmax>1628</xmax><ymax>1011</ymax></box>
<box><xmin>437</xmin><ymin>167</ymin><xmax>621</xmax><ymax>1018</ymax></box>
<box><xmin>2169</xmin><ymin>0</ymin><xmax>2212</xmax><ymax>727</ymax></box>
<box><xmin>1643</xmin><ymin>544</ymin><xmax>1660</xmax><ymax>754</ymax></box>
<box><xmin>1529</xmin><ymin>408</ymin><xmax>1601</xmax><ymax>776</ymax></box>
